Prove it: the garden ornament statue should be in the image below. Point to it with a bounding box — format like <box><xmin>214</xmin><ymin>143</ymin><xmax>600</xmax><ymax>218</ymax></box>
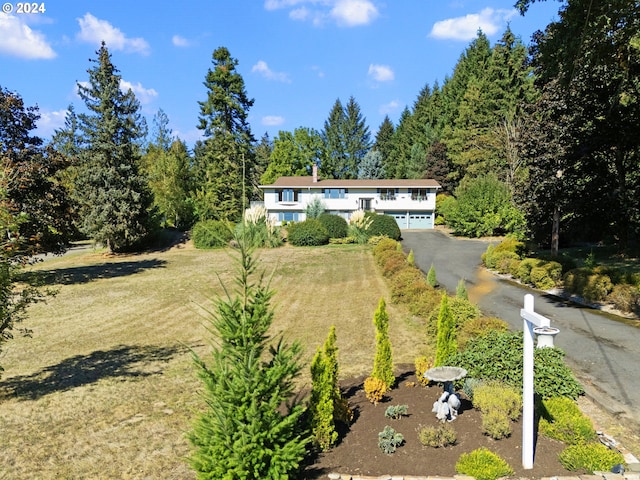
<box><xmin>424</xmin><ymin>366</ymin><xmax>467</xmax><ymax>422</ymax></box>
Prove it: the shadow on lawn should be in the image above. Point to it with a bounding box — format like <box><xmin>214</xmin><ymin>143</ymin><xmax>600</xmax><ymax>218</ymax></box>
<box><xmin>0</xmin><ymin>343</ymin><xmax>189</xmax><ymax>401</ymax></box>
<box><xmin>24</xmin><ymin>258</ymin><xmax>167</xmax><ymax>286</ymax></box>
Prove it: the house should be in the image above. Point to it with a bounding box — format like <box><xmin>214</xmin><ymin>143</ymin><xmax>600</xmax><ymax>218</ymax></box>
<box><xmin>258</xmin><ymin>165</ymin><xmax>441</xmax><ymax>230</ymax></box>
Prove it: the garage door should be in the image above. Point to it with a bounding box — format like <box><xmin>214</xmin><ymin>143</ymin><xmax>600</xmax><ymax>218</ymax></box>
<box><xmin>385</xmin><ymin>212</ymin><xmax>407</xmax><ymax>229</ymax></box>
<box><xmin>408</xmin><ymin>212</ymin><xmax>433</xmax><ymax>229</ymax></box>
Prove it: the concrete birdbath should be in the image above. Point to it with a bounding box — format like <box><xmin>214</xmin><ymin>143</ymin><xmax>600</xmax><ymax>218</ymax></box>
<box><xmin>424</xmin><ymin>366</ymin><xmax>467</xmax><ymax>422</ymax></box>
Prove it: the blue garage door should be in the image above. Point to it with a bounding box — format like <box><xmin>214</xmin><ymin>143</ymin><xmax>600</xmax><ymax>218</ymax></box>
<box><xmin>408</xmin><ymin>212</ymin><xmax>433</xmax><ymax>229</ymax></box>
<box><xmin>385</xmin><ymin>212</ymin><xmax>407</xmax><ymax>229</ymax></box>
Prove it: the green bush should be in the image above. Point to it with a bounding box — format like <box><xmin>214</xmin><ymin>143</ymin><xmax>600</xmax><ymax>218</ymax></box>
<box><xmin>608</xmin><ymin>283</ymin><xmax>640</xmax><ymax>314</ymax></box>
<box><xmin>366</xmin><ymin>213</ymin><xmax>401</xmax><ymax>240</ymax></box>
<box><xmin>494</xmin><ymin>251</ymin><xmax>521</xmax><ymax>274</ymax></box>
<box><xmin>583</xmin><ymin>273</ymin><xmax>613</xmax><ymax>303</ymax></box>
<box><xmin>455</xmin><ymin>447</ymin><xmax>514</xmax><ymax>480</ymax></box>
<box><xmin>530</xmin><ymin>266</ymin><xmax>556</xmax><ymax>290</ymax></box>
<box><xmin>462</xmin><ymin>377</ymin><xmax>483</xmax><ymax>402</ymax></box>
<box><xmin>418</xmin><ymin>423</ymin><xmax>457</xmax><ymax>448</ymax></box>
<box><xmin>482</xmin><ymin>237</ymin><xmax>526</xmax><ymax>269</ymax></box>
<box><xmin>390</xmin><ymin>268</ymin><xmax>429</xmax><ymax>304</ymax></box>
<box><xmin>374</xmin><ymin>246</ymin><xmax>402</xmax><ymax>267</ymax></box>
<box><xmin>449</xmin><ymin>331</ymin><xmax>584</xmax><ymax>399</ymax></box>
<box><xmin>384</xmin><ymin>404</ymin><xmax>408</xmax><ymax>420</ymax></box>
<box><xmin>378</xmin><ymin>426</ymin><xmax>404</xmax><ymax>454</ymax></box>
<box><xmin>515</xmin><ymin>258</ymin><xmax>541</xmax><ymax>284</ymax></box>
<box><xmin>191</xmin><ymin>219</ymin><xmax>234</xmax><ymax>249</ymax></box>
<box><xmin>473</xmin><ymin>381</ymin><xmax>522</xmax><ymax>421</ymax></box>
<box><xmin>287</xmin><ymin>219</ymin><xmax>329</xmax><ymax>246</ymax></box>
<box><xmin>457</xmin><ymin>316</ymin><xmax>509</xmax><ymax>350</ymax></box>
<box><xmin>318</xmin><ymin>213</ymin><xmax>348</xmax><ymax>239</ymax></box>
<box><xmin>559</xmin><ymin>442</ymin><xmax>625</xmax><ymax>473</ymax></box>
<box><xmin>426</xmin><ymin>296</ymin><xmax>480</xmax><ymax>339</ymax></box>
<box><xmin>407</xmin><ymin>287</ymin><xmax>441</xmax><ymax>317</ymax></box>
<box><xmin>537</xmin><ymin>396</ymin><xmax>596</xmax><ymax>445</ymax></box>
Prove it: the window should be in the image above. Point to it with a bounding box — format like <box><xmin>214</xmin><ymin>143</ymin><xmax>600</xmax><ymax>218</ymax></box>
<box><xmin>411</xmin><ymin>188</ymin><xmax>428</xmax><ymax>201</ymax></box>
<box><xmin>379</xmin><ymin>188</ymin><xmax>396</xmax><ymax>200</ymax></box>
<box><xmin>279</xmin><ymin>212</ymin><xmax>299</xmax><ymax>222</ymax></box>
<box><xmin>323</xmin><ymin>188</ymin><xmax>346</xmax><ymax>199</ymax></box>
<box><xmin>278</xmin><ymin>189</ymin><xmax>299</xmax><ymax>202</ymax></box>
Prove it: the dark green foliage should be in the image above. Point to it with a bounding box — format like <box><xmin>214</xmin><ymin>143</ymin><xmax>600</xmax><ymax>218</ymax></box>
<box><xmin>455</xmin><ymin>447</ymin><xmax>514</xmax><ymax>480</ymax></box>
<box><xmin>418</xmin><ymin>423</ymin><xmax>457</xmax><ymax>448</ymax></box>
<box><xmin>378</xmin><ymin>426</ymin><xmax>404</xmax><ymax>455</ymax></box>
<box><xmin>189</xmin><ymin>237</ymin><xmax>309</xmax><ymax>479</ymax></box>
<box><xmin>286</xmin><ymin>219</ymin><xmax>329</xmax><ymax>246</ymax></box>
<box><xmin>434</xmin><ymin>295</ymin><xmax>457</xmax><ymax>366</ymax></box>
<box><xmin>537</xmin><ymin>396</ymin><xmax>596</xmax><ymax>445</ymax></box>
<box><xmin>563</xmin><ymin>268</ymin><xmax>614</xmax><ymax>303</ymax></box>
<box><xmin>372</xmin><ymin>298</ymin><xmax>395</xmax><ymax>389</ymax></box>
<box><xmin>75</xmin><ymin>44</ymin><xmax>157</xmax><ymax>253</ymax></box>
<box><xmin>559</xmin><ymin>443</ymin><xmax>625</xmax><ymax>473</ymax></box>
<box><xmin>191</xmin><ymin>220</ymin><xmax>234</xmax><ymax>249</ymax></box>
<box><xmin>366</xmin><ymin>213</ymin><xmax>401</xmax><ymax>240</ymax></box>
<box><xmin>449</xmin><ymin>330</ymin><xmax>584</xmax><ymax>399</ymax></box>
<box><xmin>457</xmin><ymin>316</ymin><xmax>508</xmax><ymax>351</ymax></box>
<box><xmin>318</xmin><ymin>213</ymin><xmax>348</xmax><ymax>239</ymax></box>
<box><xmin>426</xmin><ymin>296</ymin><xmax>480</xmax><ymax>339</ymax></box>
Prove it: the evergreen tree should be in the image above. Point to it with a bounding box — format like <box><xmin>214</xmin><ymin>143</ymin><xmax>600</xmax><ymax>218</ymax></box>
<box><xmin>189</xmin><ymin>236</ymin><xmax>309</xmax><ymax>478</ymax></box>
<box><xmin>195</xmin><ymin>46</ymin><xmax>256</xmax><ymax>221</ymax></box>
<box><xmin>427</xmin><ymin>264</ymin><xmax>438</xmax><ymax>288</ymax></box>
<box><xmin>253</xmin><ymin>132</ymin><xmax>273</xmax><ymax>197</ymax></box>
<box><xmin>456</xmin><ymin>279</ymin><xmax>468</xmax><ymax>300</ymax></box>
<box><xmin>357</xmin><ymin>149</ymin><xmax>385</xmax><ymax>179</ymax></box>
<box><xmin>386</xmin><ymin>107</ymin><xmax>412</xmax><ymax>178</ymax></box>
<box><xmin>371</xmin><ymin>297</ymin><xmax>394</xmax><ymax>389</ymax></box>
<box><xmin>75</xmin><ymin>43</ymin><xmax>156</xmax><ymax>252</ymax></box>
<box><xmin>342</xmin><ymin>96</ymin><xmax>371</xmax><ymax>178</ymax></box>
<box><xmin>150</xmin><ymin>108</ymin><xmax>174</xmax><ymax>152</ymax></box>
<box><xmin>309</xmin><ymin>325</ymin><xmax>341</xmax><ymax>451</ymax></box>
<box><xmin>434</xmin><ymin>294</ymin><xmax>457</xmax><ymax>367</ymax></box>
<box><xmin>374</xmin><ymin>115</ymin><xmax>395</xmax><ymax>175</ymax></box>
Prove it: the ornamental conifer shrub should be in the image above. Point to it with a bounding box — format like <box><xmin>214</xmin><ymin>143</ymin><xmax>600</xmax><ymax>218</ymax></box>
<box><xmin>434</xmin><ymin>294</ymin><xmax>457</xmax><ymax>366</ymax></box>
<box><xmin>188</xmin><ymin>236</ymin><xmax>309</xmax><ymax>478</ymax></box>
<box><xmin>371</xmin><ymin>298</ymin><xmax>395</xmax><ymax>389</ymax></box>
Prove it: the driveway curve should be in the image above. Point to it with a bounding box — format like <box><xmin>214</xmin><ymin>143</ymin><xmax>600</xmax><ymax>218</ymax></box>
<box><xmin>401</xmin><ymin>230</ymin><xmax>640</xmax><ymax>431</ymax></box>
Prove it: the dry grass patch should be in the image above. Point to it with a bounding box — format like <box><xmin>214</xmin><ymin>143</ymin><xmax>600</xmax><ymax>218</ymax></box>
<box><xmin>0</xmin><ymin>241</ymin><xmax>422</xmax><ymax>479</ymax></box>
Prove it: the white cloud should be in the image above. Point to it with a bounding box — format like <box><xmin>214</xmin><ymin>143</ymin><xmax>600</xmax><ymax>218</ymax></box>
<box><xmin>368</xmin><ymin>64</ymin><xmax>394</xmax><ymax>82</ymax></box>
<box><xmin>172</xmin><ymin>35</ymin><xmax>190</xmax><ymax>47</ymax></box>
<box><xmin>252</xmin><ymin>60</ymin><xmax>291</xmax><ymax>83</ymax></box>
<box><xmin>262</xmin><ymin>115</ymin><xmax>285</xmax><ymax>126</ymax></box>
<box><xmin>0</xmin><ymin>14</ymin><xmax>56</xmax><ymax>59</ymax></box>
<box><xmin>35</xmin><ymin>108</ymin><xmax>68</xmax><ymax>138</ymax></box>
<box><xmin>119</xmin><ymin>80</ymin><xmax>158</xmax><ymax>104</ymax></box>
<box><xmin>265</xmin><ymin>0</ymin><xmax>379</xmax><ymax>27</ymax></box>
<box><xmin>429</xmin><ymin>8</ymin><xmax>516</xmax><ymax>41</ymax></box>
<box><xmin>311</xmin><ymin>65</ymin><xmax>325</xmax><ymax>78</ymax></box>
<box><xmin>330</xmin><ymin>0</ymin><xmax>378</xmax><ymax>26</ymax></box>
<box><xmin>379</xmin><ymin>100</ymin><xmax>400</xmax><ymax>115</ymax></box>
<box><xmin>76</xmin><ymin>13</ymin><xmax>150</xmax><ymax>55</ymax></box>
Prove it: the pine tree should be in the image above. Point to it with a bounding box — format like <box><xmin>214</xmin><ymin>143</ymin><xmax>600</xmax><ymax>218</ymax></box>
<box><xmin>371</xmin><ymin>297</ymin><xmax>394</xmax><ymax>389</ymax></box>
<box><xmin>189</xmin><ymin>236</ymin><xmax>309</xmax><ymax>478</ymax></box>
<box><xmin>309</xmin><ymin>325</ymin><xmax>341</xmax><ymax>451</ymax></box>
<box><xmin>75</xmin><ymin>43</ymin><xmax>156</xmax><ymax>252</ymax></box>
<box><xmin>374</xmin><ymin>115</ymin><xmax>395</xmax><ymax>176</ymax></box>
<box><xmin>434</xmin><ymin>294</ymin><xmax>457</xmax><ymax>367</ymax></box>
<box><xmin>194</xmin><ymin>46</ymin><xmax>256</xmax><ymax>221</ymax></box>
<box><xmin>357</xmin><ymin>149</ymin><xmax>385</xmax><ymax>179</ymax></box>
<box><xmin>427</xmin><ymin>264</ymin><xmax>438</xmax><ymax>287</ymax></box>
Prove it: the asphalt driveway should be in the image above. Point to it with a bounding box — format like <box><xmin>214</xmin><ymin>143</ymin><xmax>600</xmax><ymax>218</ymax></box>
<box><xmin>401</xmin><ymin>230</ymin><xmax>640</xmax><ymax>431</ymax></box>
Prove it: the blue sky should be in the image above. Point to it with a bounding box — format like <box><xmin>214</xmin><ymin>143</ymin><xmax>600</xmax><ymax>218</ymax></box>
<box><xmin>0</xmin><ymin>0</ymin><xmax>562</xmax><ymax>147</ymax></box>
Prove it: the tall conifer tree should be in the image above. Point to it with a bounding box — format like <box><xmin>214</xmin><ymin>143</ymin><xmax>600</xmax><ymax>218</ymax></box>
<box><xmin>75</xmin><ymin>43</ymin><xmax>156</xmax><ymax>252</ymax></box>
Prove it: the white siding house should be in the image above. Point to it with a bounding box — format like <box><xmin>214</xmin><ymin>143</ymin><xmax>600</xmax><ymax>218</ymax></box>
<box><xmin>258</xmin><ymin>167</ymin><xmax>441</xmax><ymax>230</ymax></box>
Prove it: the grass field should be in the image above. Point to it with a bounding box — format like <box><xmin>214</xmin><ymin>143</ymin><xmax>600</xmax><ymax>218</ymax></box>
<box><xmin>0</xmin><ymin>241</ymin><xmax>424</xmax><ymax>479</ymax></box>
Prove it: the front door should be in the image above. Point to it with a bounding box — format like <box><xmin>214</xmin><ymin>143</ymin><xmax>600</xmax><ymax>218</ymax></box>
<box><xmin>359</xmin><ymin>198</ymin><xmax>372</xmax><ymax>211</ymax></box>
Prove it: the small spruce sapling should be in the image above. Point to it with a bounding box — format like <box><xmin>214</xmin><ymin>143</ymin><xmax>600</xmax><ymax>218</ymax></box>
<box><xmin>407</xmin><ymin>249</ymin><xmax>415</xmax><ymax>266</ymax></box>
<box><xmin>427</xmin><ymin>263</ymin><xmax>438</xmax><ymax>287</ymax></box>
<box><xmin>371</xmin><ymin>297</ymin><xmax>395</xmax><ymax>389</ymax></box>
<box><xmin>456</xmin><ymin>278</ymin><xmax>468</xmax><ymax>300</ymax></box>
<box><xmin>434</xmin><ymin>294</ymin><xmax>457</xmax><ymax>367</ymax></box>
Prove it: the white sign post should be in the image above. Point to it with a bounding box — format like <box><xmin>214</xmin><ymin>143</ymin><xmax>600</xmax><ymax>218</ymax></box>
<box><xmin>521</xmin><ymin>294</ymin><xmax>557</xmax><ymax>469</ymax></box>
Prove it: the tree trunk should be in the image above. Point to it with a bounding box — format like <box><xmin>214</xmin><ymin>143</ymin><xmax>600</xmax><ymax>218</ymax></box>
<box><xmin>551</xmin><ymin>207</ymin><xmax>560</xmax><ymax>257</ymax></box>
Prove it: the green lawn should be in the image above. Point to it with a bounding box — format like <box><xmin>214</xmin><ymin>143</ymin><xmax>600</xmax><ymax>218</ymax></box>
<box><xmin>0</xmin><ymin>242</ymin><xmax>423</xmax><ymax>479</ymax></box>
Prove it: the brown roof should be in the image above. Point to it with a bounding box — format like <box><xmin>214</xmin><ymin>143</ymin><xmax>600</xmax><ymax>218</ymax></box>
<box><xmin>261</xmin><ymin>176</ymin><xmax>441</xmax><ymax>189</ymax></box>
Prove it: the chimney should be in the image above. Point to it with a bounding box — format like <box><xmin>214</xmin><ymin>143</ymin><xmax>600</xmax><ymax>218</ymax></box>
<box><xmin>312</xmin><ymin>163</ymin><xmax>318</xmax><ymax>183</ymax></box>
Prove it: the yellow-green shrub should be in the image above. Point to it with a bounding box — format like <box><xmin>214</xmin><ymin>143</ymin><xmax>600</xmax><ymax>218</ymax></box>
<box><xmin>456</xmin><ymin>447</ymin><xmax>514</xmax><ymax>480</ymax></box>
<box><xmin>414</xmin><ymin>355</ymin><xmax>434</xmax><ymax>386</ymax></box>
<box><xmin>426</xmin><ymin>296</ymin><xmax>480</xmax><ymax>339</ymax></box>
<box><xmin>481</xmin><ymin>409</ymin><xmax>512</xmax><ymax>439</ymax></box>
<box><xmin>381</xmin><ymin>251</ymin><xmax>408</xmax><ymax>278</ymax></box>
<box><xmin>472</xmin><ymin>381</ymin><xmax>522</xmax><ymax>421</ymax></box>
<box><xmin>418</xmin><ymin>423</ymin><xmax>457</xmax><ymax>447</ymax></box>
<box><xmin>608</xmin><ymin>283</ymin><xmax>640</xmax><ymax>313</ymax></box>
<box><xmin>390</xmin><ymin>268</ymin><xmax>429</xmax><ymax>304</ymax></box>
<box><xmin>364</xmin><ymin>376</ymin><xmax>387</xmax><ymax>405</ymax></box>
<box><xmin>559</xmin><ymin>442</ymin><xmax>625</xmax><ymax>473</ymax></box>
<box><xmin>373</xmin><ymin>238</ymin><xmax>400</xmax><ymax>258</ymax></box>
<box><xmin>407</xmin><ymin>287</ymin><xmax>441</xmax><ymax>317</ymax></box>
<box><xmin>457</xmin><ymin>316</ymin><xmax>509</xmax><ymax>350</ymax></box>
<box><xmin>537</xmin><ymin>396</ymin><xmax>596</xmax><ymax>445</ymax></box>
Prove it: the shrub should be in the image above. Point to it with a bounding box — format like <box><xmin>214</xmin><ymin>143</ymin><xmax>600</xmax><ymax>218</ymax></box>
<box><xmin>374</xmin><ymin>247</ymin><xmax>402</xmax><ymax>267</ymax></box>
<box><xmin>494</xmin><ymin>251</ymin><xmax>521</xmax><ymax>274</ymax></box>
<box><xmin>434</xmin><ymin>294</ymin><xmax>457</xmax><ymax>367</ymax></box>
<box><xmin>534</xmin><ymin>347</ymin><xmax>584</xmax><ymax>399</ymax></box>
<box><xmin>583</xmin><ymin>273</ymin><xmax>614</xmax><ymax>303</ymax></box>
<box><xmin>427</xmin><ymin>264</ymin><xmax>438</xmax><ymax>287</ymax></box>
<box><xmin>515</xmin><ymin>258</ymin><xmax>541</xmax><ymax>284</ymax></box>
<box><xmin>318</xmin><ymin>213</ymin><xmax>348</xmax><ymax>239</ymax></box>
<box><xmin>367</xmin><ymin>213</ymin><xmax>401</xmax><ymax>240</ymax></box>
<box><xmin>407</xmin><ymin>249</ymin><xmax>415</xmax><ymax>266</ymax></box>
<box><xmin>608</xmin><ymin>283</ymin><xmax>640</xmax><ymax>314</ymax></box>
<box><xmin>384</xmin><ymin>404</ymin><xmax>409</xmax><ymax>420</ymax></box>
<box><xmin>481</xmin><ymin>409</ymin><xmax>512</xmax><ymax>439</ymax></box>
<box><xmin>390</xmin><ymin>268</ymin><xmax>429</xmax><ymax>304</ymax></box>
<box><xmin>559</xmin><ymin>442</ymin><xmax>625</xmax><ymax>473</ymax></box>
<box><xmin>287</xmin><ymin>219</ymin><xmax>329</xmax><ymax>246</ymax></box>
<box><xmin>191</xmin><ymin>219</ymin><xmax>234</xmax><ymax>249</ymax></box>
<box><xmin>367</xmin><ymin>235</ymin><xmax>390</xmax><ymax>245</ymax></box>
<box><xmin>482</xmin><ymin>237</ymin><xmax>526</xmax><ymax>268</ymax></box>
<box><xmin>381</xmin><ymin>251</ymin><xmax>409</xmax><ymax>278</ymax></box>
<box><xmin>456</xmin><ymin>278</ymin><xmax>468</xmax><ymax>300</ymax></box>
<box><xmin>530</xmin><ymin>266</ymin><xmax>556</xmax><ymax>290</ymax></box>
<box><xmin>373</xmin><ymin>237</ymin><xmax>399</xmax><ymax>257</ymax></box>
<box><xmin>378</xmin><ymin>426</ymin><xmax>404</xmax><ymax>454</ymax></box>
<box><xmin>455</xmin><ymin>447</ymin><xmax>514</xmax><ymax>480</ymax></box>
<box><xmin>364</xmin><ymin>376</ymin><xmax>387</xmax><ymax>405</ymax></box>
<box><xmin>236</xmin><ymin>208</ymin><xmax>283</xmax><ymax>248</ymax></box>
<box><xmin>371</xmin><ymin>298</ymin><xmax>395</xmax><ymax>389</ymax></box>
<box><xmin>305</xmin><ymin>197</ymin><xmax>326</xmax><ymax>219</ymax></box>
<box><xmin>426</xmin><ymin>296</ymin><xmax>481</xmax><ymax>339</ymax></box>
<box><xmin>462</xmin><ymin>377</ymin><xmax>483</xmax><ymax>402</ymax></box>
<box><xmin>418</xmin><ymin>423</ymin><xmax>457</xmax><ymax>447</ymax></box>
<box><xmin>414</xmin><ymin>355</ymin><xmax>434</xmax><ymax>386</ymax></box>
<box><xmin>407</xmin><ymin>287</ymin><xmax>441</xmax><ymax>317</ymax></box>
<box><xmin>457</xmin><ymin>316</ymin><xmax>509</xmax><ymax>350</ymax></box>
<box><xmin>537</xmin><ymin>396</ymin><xmax>596</xmax><ymax>445</ymax></box>
<box><xmin>472</xmin><ymin>381</ymin><xmax>522</xmax><ymax>421</ymax></box>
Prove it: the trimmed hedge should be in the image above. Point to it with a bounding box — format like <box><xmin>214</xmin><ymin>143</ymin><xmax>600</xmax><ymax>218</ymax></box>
<box><xmin>287</xmin><ymin>219</ymin><xmax>329</xmax><ymax>246</ymax></box>
<box><xmin>366</xmin><ymin>212</ymin><xmax>402</xmax><ymax>240</ymax></box>
<box><xmin>318</xmin><ymin>213</ymin><xmax>348</xmax><ymax>239</ymax></box>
